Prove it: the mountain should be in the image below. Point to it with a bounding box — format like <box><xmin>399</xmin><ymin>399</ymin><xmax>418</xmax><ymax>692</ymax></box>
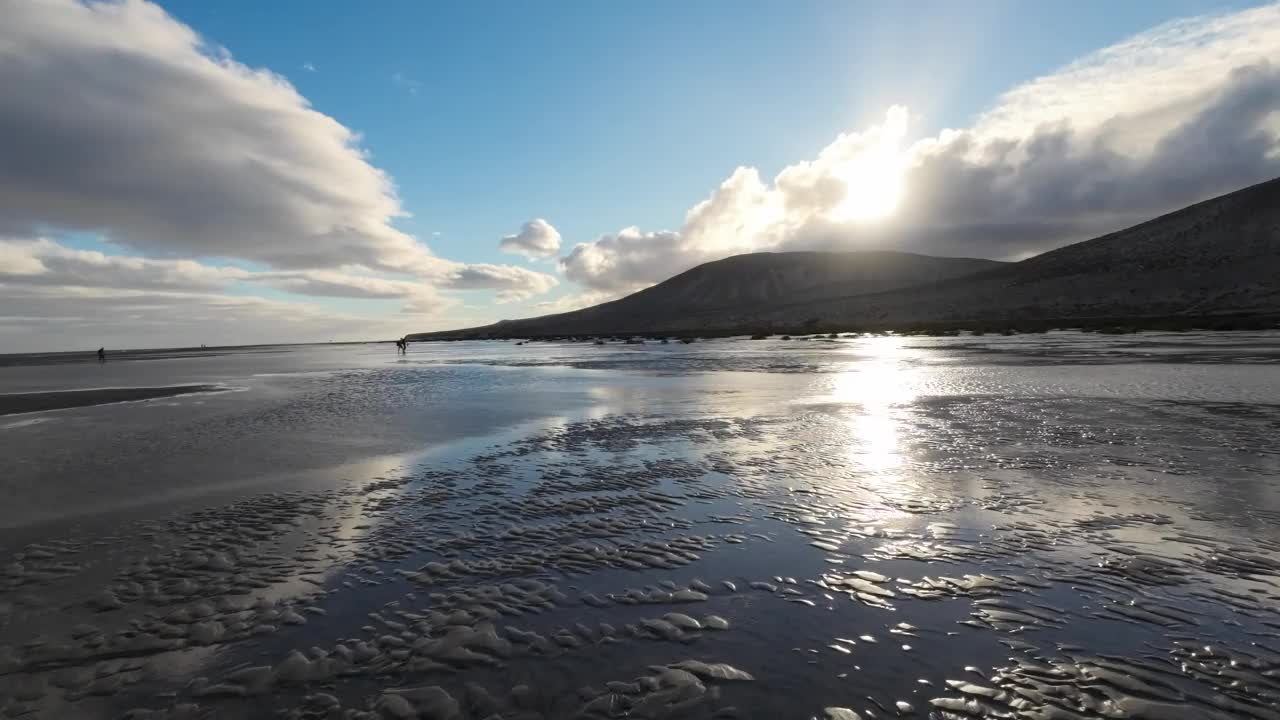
<box><xmin>412</xmin><ymin>251</ymin><xmax>1005</xmax><ymax>338</ymax></box>
<box><xmin>412</xmin><ymin>176</ymin><xmax>1280</xmax><ymax>338</ymax></box>
<box><xmin>745</xmin><ymin>176</ymin><xmax>1280</xmax><ymax>330</ymax></box>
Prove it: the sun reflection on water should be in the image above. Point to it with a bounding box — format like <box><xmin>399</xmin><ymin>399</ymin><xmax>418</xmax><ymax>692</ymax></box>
<box><xmin>830</xmin><ymin>336</ymin><xmax>920</xmax><ymax>478</ymax></box>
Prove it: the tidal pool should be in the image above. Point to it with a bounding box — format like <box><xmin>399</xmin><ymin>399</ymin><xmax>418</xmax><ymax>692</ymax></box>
<box><xmin>1</xmin><ymin>332</ymin><xmax>1278</xmax><ymax>719</ymax></box>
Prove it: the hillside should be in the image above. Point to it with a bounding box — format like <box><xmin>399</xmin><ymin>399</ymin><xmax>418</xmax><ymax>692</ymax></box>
<box><xmin>584</xmin><ymin>251</ymin><xmax>1002</xmax><ymax>312</ymax></box>
<box><xmin>739</xmin><ymin>175</ymin><xmax>1280</xmax><ymax>329</ymax></box>
<box><xmin>411</xmin><ymin>252</ymin><xmax>1003</xmax><ymax>338</ymax></box>
<box><xmin>412</xmin><ymin>176</ymin><xmax>1280</xmax><ymax>338</ymax></box>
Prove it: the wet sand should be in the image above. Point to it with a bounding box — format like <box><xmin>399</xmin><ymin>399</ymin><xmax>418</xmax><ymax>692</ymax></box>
<box><xmin>0</xmin><ymin>333</ymin><xmax>1278</xmax><ymax>719</ymax></box>
<box><xmin>0</xmin><ymin>385</ymin><xmax>224</xmax><ymax>416</ymax></box>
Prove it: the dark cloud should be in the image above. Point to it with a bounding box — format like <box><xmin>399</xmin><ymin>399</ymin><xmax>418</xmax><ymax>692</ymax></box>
<box><xmin>890</xmin><ymin>60</ymin><xmax>1280</xmax><ymax>259</ymax></box>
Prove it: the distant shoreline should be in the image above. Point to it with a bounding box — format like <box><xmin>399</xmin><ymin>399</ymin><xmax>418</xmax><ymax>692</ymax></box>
<box><xmin>0</xmin><ymin>341</ymin><xmax>385</xmax><ymax>367</ymax></box>
<box><xmin>0</xmin><ymin>385</ymin><xmax>224</xmax><ymax>416</ymax></box>
<box><xmin>408</xmin><ymin>312</ymin><xmax>1280</xmax><ymax>342</ymax></box>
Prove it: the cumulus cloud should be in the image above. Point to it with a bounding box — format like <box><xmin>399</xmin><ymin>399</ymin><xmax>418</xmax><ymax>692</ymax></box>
<box><xmin>1</xmin><ymin>0</ymin><xmax>410</xmax><ymax>269</ymax></box>
<box><xmin>0</xmin><ymin>241</ymin><xmax>49</xmax><ymax>276</ymax></box>
<box><xmin>560</xmin><ymin>228</ymin><xmax>687</xmax><ymax>293</ymax></box>
<box><xmin>559</xmin><ymin>5</ymin><xmax>1280</xmax><ymax>293</ymax></box>
<box><xmin>499</xmin><ymin>219</ymin><xmax>562</xmax><ymax>259</ymax></box>
<box><xmin>0</xmin><ymin>0</ymin><xmax>555</xmax><ymax>305</ymax></box>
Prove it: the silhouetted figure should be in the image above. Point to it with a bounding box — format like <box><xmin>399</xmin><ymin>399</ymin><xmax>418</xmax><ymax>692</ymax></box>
<box><xmin>97</xmin><ymin>347</ymin><xmax>105</xmax><ymax>363</ymax></box>
<box><xmin>395</xmin><ymin>338</ymin><xmax>407</xmax><ymax>355</ymax></box>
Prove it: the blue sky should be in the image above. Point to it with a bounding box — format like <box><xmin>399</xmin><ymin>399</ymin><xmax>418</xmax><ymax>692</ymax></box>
<box><xmin>2</xmin><ymin>0</ymin><xmax>1278</xmax><ymax>351</ymax></box>
<box><xmin>160</xmin><ymin>0</ymin><xmax>1253</xmax><ymax>264</ymax></box>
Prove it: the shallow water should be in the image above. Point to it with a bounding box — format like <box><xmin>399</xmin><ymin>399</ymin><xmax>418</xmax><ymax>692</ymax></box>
<box><xmin>1</xmin><ymin>332</ymin><xmax>1279</xmax><ymax>719</ymax></box>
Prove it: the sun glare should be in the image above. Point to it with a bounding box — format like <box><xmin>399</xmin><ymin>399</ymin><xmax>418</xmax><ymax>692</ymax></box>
<box><xmin>831</xmin><ymin>139</ymin><xmax>907</xmax><ymax>221</ymax></box>
<box><xmin>829</xmin><ymin>336</ymin><xmax>920</xmax><ymax>476</ymax></box>
<box><xmin>831</xmin><ymin>108</ymin><xmax>910</xmax><ymax>222</ymax></box>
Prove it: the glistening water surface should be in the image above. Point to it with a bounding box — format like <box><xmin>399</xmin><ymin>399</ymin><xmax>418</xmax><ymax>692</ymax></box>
<box><xmin>1</xmin><ymin>332</ymin><xmax>1278</xmax><ymax>719</ymax></box>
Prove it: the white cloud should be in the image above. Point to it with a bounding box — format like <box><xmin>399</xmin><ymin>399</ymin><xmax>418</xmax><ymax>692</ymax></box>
<box><xmin>442</xmin><ymin>264</ymin><xmax>559</xmax><ymax>302</ymax></box>
<box><xmin>247</xmin><ymin>268</ymin><xmax>456</xmax><ymax>313</ymax></box>
<box><xmin>0</xmin><ymin>241</ymin><xmax>49</xmax><ymax>276</ymax></box>
<box><xmin>1</xmin><ymin>0</ymin><xmax>412</xmax><ymax>270</ymax></box>
<box><xmin>532</xmin><ymin>290</ymin><xmax>622</xmax><ymax>314</ymax></box>
<box><xmin>250</xmin><ymin>269</ymin><xmax>425</xmax><ymax>299</ymax></box>
<box><xmin>559</xmin><ymin>111</ymin><xmax>913</xmax><ymax>293</ymax></box>
<box><xmin>560</xmin><ymin>228</ymin><xmax>687</xmax><ymax>294</ymax></box>
<box><xmin>975</xmin><ymin>5</ymin><xmax>1280</xmax><ymax>142</ymax></box>
<box><xmin>303</xmin><ymin>62</ymin><xmax>316</xmax><ymax>72</ymax></box>
<box><xmin>245</xmin><ymin>266</ymin><xmax>537</xmax><ymax>310</ymax></box>
<box><xmin>0</xmin><ymin>0</ymin><xmax>552</xmax><ymax>303</ymax></box>
<box><xmin>0</xmin><ymin>237</ymin><xmax>247</xmax><ymax>290</ymax></box>
<box><xmin>499</xmin><ymin>219</ymin><xmax>562</xmax><ymax>259</ymax></box>
<box><xmin>559</xmin><ymin>6</ymin><xmax>1280</xmax><ymax>293</ymax></box>
<box><xmin>0</xmin><ymin>238</ymin><xmax>462</xmax><ymax>320</ymax></box>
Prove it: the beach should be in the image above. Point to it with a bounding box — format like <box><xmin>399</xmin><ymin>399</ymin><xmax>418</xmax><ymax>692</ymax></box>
<box><xmin>0</xmin><ymin>385</ymin><xmax>225</xmax><ymax>417</ymax></box>
<box><xmin>1</xmin><ymin>333</ymin><xmax>1279</xmax><ymax>719</ymax></box>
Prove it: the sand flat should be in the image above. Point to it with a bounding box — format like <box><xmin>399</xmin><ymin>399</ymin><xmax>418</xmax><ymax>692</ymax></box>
<box><xmin>1</xmin><ymin>334</ymin><xmax>1278</xmax><ymax>719</ymax></box>
<box><xmin>0</xmin><ymin>384</ymin><xmax>223</xmax><ymax>416</ymax></box>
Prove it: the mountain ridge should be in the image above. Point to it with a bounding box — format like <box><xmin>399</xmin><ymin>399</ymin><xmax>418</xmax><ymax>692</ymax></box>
<box><xmin>490</xmin><ymin>250</ymin><xmax>1004</xmax><ymax>334</ymax></box>
<box><xmin>411</xmin><ymin>176</ymin><xmax>1280</xmax><ymax>339</ymax></box>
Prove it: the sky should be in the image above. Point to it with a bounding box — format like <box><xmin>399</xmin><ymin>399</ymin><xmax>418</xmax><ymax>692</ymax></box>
<box><xmin>2</xmin><ymin>0</ymin><xmax>1279</xmax><ymax>352</ymax></box>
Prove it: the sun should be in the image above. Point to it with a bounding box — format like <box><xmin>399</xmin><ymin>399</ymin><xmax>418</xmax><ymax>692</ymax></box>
<box><xmin>831</xmin><ymin>109</ymin><xmax>909</xmax><ymax>222</ymax></box>
<box><xmin>831</xmin><ymin>139</ymin><xmax>907</xmax><ymax>221</ymax></box>
<box><xmin>833</xmin><ymin>152</ymin><xmax>906</xmax><ymax>221</ymax></box>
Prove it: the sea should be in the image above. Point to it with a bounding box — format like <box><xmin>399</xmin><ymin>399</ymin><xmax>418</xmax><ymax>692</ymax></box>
<box><xmin>1</xmin><ymin>331</ymin><xmax>1278</xmax><ymax>719</ymax></box>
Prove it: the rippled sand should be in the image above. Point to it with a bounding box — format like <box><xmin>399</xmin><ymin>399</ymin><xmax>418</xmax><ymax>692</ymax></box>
<box><xmin>1</xmin><ymin>333</ymin><xmax>1279</xmax><ymax>719</ymax></box>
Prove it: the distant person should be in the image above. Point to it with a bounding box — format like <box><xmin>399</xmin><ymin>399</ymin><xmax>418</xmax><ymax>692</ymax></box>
<box><xmin>97</xmin><ymin>347</ymin><xmax>105</xmax><ymax>363</ymax></box>
<box><xmin>395</xmin><ymin>338</ymin><xmax>406</xmax><ymax>355</ymax></box>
